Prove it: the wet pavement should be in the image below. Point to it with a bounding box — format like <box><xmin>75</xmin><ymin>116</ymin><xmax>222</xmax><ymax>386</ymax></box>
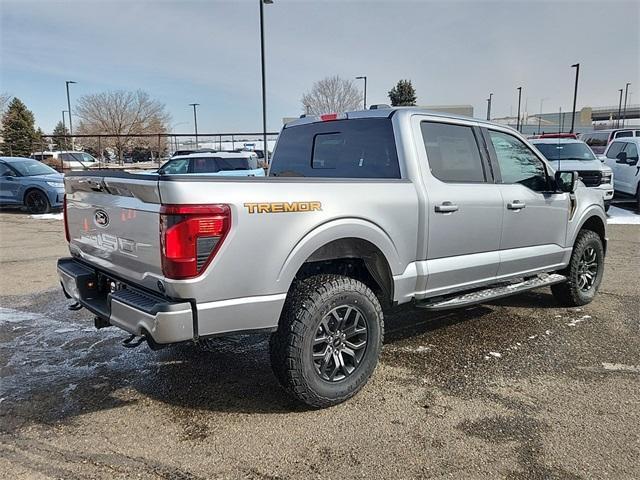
<box><xmin>0</xmin><ymin>212</ymin><xmax>639</xmax><ymax>479</ymax></box>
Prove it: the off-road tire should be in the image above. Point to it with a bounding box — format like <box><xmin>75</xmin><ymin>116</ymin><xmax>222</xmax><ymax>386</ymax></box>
<box><xmin>551</xmin><ymin>230</ymin><xmax>604</xmax><ymax>306</ymax></box>
<box><xmin>270</xmin><ymin>274</ymin><xmax>383</xmax><ymax>408</ymax></box>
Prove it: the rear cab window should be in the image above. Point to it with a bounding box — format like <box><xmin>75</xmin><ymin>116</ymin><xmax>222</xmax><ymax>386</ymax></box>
<box><xmin>269</xmin><ymin>118</ymin><xmax>400</xmax><ymax>178</ymax></box>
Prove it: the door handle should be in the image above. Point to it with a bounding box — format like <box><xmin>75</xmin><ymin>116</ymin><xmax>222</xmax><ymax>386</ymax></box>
<box><xmin>507</xmin><ymin>200</ymin><xmax>526</xmax><ymax>210</ymax></box>
<box><xmin>435</xmin><ymin>202</ymin><xmax>459</xmax><ymax>213</ymax></box>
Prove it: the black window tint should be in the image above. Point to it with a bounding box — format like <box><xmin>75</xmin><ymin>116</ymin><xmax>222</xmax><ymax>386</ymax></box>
<box><xmin>420</xmin><ymin>122</ymin><xmax>485</xmax><ymax>182</ymax></box>
<box><xmin>624</xmin><ymin>143</ymin><xmax>638</xmax><ymax>160</ymax></box>
<box><xmin>269</xmin><ymin>118</ymin><xmax>400</xmax><ymax>178</ymax></box>
<box><xmin>606</xmin><ymin>142</ymin><xmax>625</xmax><ymax>159</ymax></box>
<box><xmin>0</xmin><ymin>163</ymin><xmax>12</xmax><ymax>175</ymax></box>
<box><xmin>615</xmin><ymin>131</ymin><xmax>633</xmax><ymax>138</ymax></box>
<box><xmin>191</xmin><ymin>157</ymin><xmax>219</xmax><ymax>173</ymax></box>
<box><xmin>489</xmin><ymin>130</ymin><xmax>548</xmax><ymax>192</ymax></box>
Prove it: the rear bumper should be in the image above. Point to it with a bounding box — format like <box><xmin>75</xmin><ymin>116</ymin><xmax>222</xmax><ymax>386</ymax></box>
<box><xmin>57</xmin><ymin>257</ymin><xmax>194</xmax><ymax>344</ymax></box>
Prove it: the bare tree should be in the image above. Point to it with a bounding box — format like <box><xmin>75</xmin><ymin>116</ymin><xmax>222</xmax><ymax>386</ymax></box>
<box><xmin>75</xmin><ymin>90</ymin><xmax>171</xmax><ymax>162</ymax></box>
<box><xmin>301</xmin><ymin>75</ymin><xmax>363</xmax><ymax>115</ymax></box>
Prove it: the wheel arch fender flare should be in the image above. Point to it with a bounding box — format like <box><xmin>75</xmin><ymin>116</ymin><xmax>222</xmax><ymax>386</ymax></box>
<box><xmin>22</xmin><ymin>185</ymin><xmax>48</xmax><ymax>204</ymax></box>
<box><xmin>569</xmin><ymin>206</ymin><xmax>607</xmax><ymax>252</ymax></box>
<box><xmin>276</xmin><ymin>218</ymin><xmax>403</xmax><ymax>295</ymax></box>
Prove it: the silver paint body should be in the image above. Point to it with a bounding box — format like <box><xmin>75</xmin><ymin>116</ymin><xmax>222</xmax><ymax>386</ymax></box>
<box><xmin>61</xmin><ymin>108</ymin><xmax>607</xmax><ymax>342</ymax></box>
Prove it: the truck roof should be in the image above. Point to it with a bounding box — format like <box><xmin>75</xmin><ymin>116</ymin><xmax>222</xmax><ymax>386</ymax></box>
<box><xmin>284</xmin><ymin>106</ymin><xmax>505</xmax><ymax>130</ymax></box>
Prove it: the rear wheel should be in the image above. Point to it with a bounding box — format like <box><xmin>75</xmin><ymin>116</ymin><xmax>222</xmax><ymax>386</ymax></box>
<box><xmin>24</xmin><ymin>189</ymin><xmax>50</xmax><ymax>214</ymax></box>
<box><xmin>270</xmin><ymin>274</ymin><xmax>383</xmax><ymax>408</ymax></box>
<box><xmin>551</xmin><ymin>230</ymin><xmax>604</xmax><ymax>306</ymax></box>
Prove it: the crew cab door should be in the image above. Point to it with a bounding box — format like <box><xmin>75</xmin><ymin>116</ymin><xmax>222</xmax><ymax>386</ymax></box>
<box><xmin>605</xmin><ymin>141</ymin><xmax>639</xmax><ymax>195</ymax></box>
<box><xmin>484</xmin><ymin>128</ymin><xmax>570</xmax><ymax>277</ymax></box>
<box><xmin>413</xmin><ymin>117</ymin><xmax>503</xmax><ymax>296</ymax></box>
<box><xmin>0</xmin><ymin>163</ymin><xmax>20</xmax><ymax>204</ymax></box>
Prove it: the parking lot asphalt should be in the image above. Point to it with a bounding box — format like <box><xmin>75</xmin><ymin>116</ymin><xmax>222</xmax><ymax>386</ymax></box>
<box><xmin>0</xmin><ymin>209</ymin><xmax>638</xmax><ymax>479</ymax></box>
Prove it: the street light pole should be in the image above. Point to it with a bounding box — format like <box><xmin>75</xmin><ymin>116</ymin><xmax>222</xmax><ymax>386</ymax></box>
<box><xmin>62</xmin><ymin>110</ymin><xmax>68</xmax><ymax>150</ymax></box>
<box><xmin>356</xmin><ymin>76</ymin><xmax>367</xmax><ymax>110</ymax></box>
<box><xmin>537</xmin><ymin>98</ymin><xmax>548</xmax><ymax>135</ymax></box>
<box><xmin>516</xmin><ymin>87</ymin><xmax>522</xmax><ymax>132</ymax></box>
<box><xmin>617</xmin><ymin>89</ymin><xmax>623</xmax><ymax>128</ymax></box>
<box><xmin>189</xmin><ymin>103</ymin><xmax>200</xmax><ymax>149</ymax></box>
<box><xmin>486</xmin><ymin>93</ymin><xmax>493</xmax><ymax>121</ymax></box>
<box><xmin>259</xmin><ymin>0</ymin><xmax>273</xmax><ymax>163</ymax></box>
<box><xmin>65</xmin><ymin>80</ymin><xmax>76</xmax><ymax>149</ymax></box>
<box><xmin>622</xmin><ymin>82</ymin><xmax>631</xmax><ymax>127</ymax></box>
<box><xmin>570</xmin><ymin>63</ymin><xmax>579</xmax><ymax>133</ymax></box>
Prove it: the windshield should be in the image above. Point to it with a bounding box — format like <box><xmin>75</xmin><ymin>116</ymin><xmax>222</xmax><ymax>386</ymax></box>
<box><xmin>534</xmin><ymin>142</ymin><xmax>596</xmax><ymax>161</ymax></box>
<box><xmin>11</xmin><ymin>159</ymin><xmax>59</xmax><ymax>176</ymax></box>
<box><xmin>159</xmin><ymin>158</ymin><xmax>189</xmax><ymax>174</ymax></box>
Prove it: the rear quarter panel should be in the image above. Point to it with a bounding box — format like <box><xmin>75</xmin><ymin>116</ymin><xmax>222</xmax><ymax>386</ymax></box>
<box><xmin>158</xmin><ymin>178</ymin><xmax>419</xmax><ymax>302</ymax></box>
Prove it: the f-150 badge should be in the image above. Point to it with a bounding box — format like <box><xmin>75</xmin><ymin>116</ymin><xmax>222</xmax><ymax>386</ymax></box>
<box><xmin>244</xmin><ymin>202</ymin><xmax>322</xmax><ymax>214</ymax></box>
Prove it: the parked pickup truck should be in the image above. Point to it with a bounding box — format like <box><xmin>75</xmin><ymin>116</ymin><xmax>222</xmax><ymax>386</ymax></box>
<box><xmin>58</xmin><ymin>108</ymin><xmax>607</xmax><ymax>408</ymax></box>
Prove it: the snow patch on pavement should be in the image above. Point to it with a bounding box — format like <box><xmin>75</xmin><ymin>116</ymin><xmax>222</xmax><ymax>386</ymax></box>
<box><xmin>567</xmin><ymin>315</ymin><xmax>591</xmax><ymax>327</ymax></box>
<box><xmin>602</xmin><ymin>363</ymin><xmax>640</xmax><ymax>373</ymax></box>
<box><xmin>607</xmin><ymin>206</ymin><xmax>640</xmax><ymax>225</ymax></box>
<box><xmin>29</xmin><ymin>213</ymin><xmax>63</xmax><ymax>220</ymax></box>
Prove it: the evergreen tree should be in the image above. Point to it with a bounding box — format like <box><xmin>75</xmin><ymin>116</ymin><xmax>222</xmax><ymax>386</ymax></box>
<box><xmin>388</xmin><ymin>79</ymin><xmax>417</xmax><ymax>107</ymax></box>
<box><xmin>51</xmin><ymin>121</ymin><xmax>71</xmax><ymax>150</ymax></box>
<box><xmin>0</xmin><ymin>97</ymin><xmax>38</xmax><ymax>156</ymax></box>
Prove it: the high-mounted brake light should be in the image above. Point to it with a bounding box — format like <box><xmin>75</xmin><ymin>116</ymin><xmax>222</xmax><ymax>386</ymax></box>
<box><xmin>320</xmin><ymin>113</ymin><xmax>338</xmax><ymax>121</ymax></box>
<box><xmin>63</xmin><ymin>194</ymin><xmax>70</xmax><ymax>242</ymax></box>
<box><xmin>160</xmin><ymin>204</ymin><xmax>231</xmax><ymax>280</ymax></box>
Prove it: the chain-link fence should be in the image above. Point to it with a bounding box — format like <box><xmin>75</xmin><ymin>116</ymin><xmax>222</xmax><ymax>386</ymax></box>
<box><xmin>25</xmin><ymin>132</ymin><xmax>279</xmax><ymax>172</ymax></box>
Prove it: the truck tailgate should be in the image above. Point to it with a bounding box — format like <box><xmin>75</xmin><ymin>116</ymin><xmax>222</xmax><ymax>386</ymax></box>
<box><xmin>64</xmin><ymin>173</ymin><xmax>164</xmax><ymax>292</ymax></box>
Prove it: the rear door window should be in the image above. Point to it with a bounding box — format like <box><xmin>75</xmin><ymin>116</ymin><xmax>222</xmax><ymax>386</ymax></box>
<box><xmin>269</xmin><ymin>118</ymin><xmax>400</xmax><ymax>178</ymax></box>
<box><xmin>420</xmin><ymin>122</ymin><xmax>486</xmax><ymax>182</ymax></box>
<box><xmin>615</xmin><ymin>131</ymin><xmax>633</xmax><ymax>138</ymax></box>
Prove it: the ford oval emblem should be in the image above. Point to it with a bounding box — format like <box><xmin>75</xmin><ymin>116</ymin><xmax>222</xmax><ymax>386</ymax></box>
<box><xmin>94</xmin><ymin>209</ymin><xmax>110</xmax><ymax>228</ymax></box>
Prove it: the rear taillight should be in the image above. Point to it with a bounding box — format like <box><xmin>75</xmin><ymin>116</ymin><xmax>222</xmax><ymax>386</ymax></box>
<box><xmin>159</xmin><ymin>204</ymin><xmax>230</xmax><ymax>280</ymax></box>
<box><xmin>63</xmin><ymin>194</ymin><xmax>70</xmax><ymax>242</ymax></box>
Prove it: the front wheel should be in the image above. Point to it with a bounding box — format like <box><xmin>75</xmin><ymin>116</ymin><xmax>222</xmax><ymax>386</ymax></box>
<box><xmin>270</xmin><ymin>274</ymin><xmax>383</xmax><ymax>408</ymax></box>
<box><xmin>24</xmin><ymin>189</ymin><xmax>50</xmax><ymax>214</ymax></box>
<box><xmin>551</xmin><ymin>230</ymin><xmax>604</xmax><ymax>306</ymax></box>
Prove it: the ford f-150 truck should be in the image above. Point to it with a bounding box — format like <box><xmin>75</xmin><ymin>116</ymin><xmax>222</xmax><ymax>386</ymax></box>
<box><xmin>57</xmin><ymin>108</ymin><xmax>607</xmax><ymax>408</ymax></box>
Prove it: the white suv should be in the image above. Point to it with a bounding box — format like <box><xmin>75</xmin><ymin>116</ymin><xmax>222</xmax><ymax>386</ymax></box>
<box><xmin>603</xmin><ymin>137</ymin><xmax>640</xmax><ymax>212</ymax></box>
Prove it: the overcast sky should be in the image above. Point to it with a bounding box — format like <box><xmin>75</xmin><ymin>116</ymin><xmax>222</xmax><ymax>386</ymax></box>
<box><xmin>1</xmin><ymin>0</ymin><xmax>638</xmax><ymax>134</ymax></box>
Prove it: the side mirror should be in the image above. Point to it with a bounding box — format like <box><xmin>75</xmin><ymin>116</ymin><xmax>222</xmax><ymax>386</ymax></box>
<box><xmin>616</xmin><ymin>151</ymin><xmax>628</xmax><ymax>164</ymax></box>
<box><xmin>555</xmin><ymin>170</ymin><xmax>578</xmax><ymax>193</ymax></box>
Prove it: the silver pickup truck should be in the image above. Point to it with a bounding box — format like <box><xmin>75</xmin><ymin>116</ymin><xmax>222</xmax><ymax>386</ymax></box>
<box><xmin>58</xmin><ymin>108</ymin><xmax>607</xmax><ymax>407</ymax></box>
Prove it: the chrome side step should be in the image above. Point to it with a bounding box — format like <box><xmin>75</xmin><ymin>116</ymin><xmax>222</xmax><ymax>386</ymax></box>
<box><xmin>416</xmin><ymin>273</ymin><xmax>566</xmax><ymax>311</ymax></box>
